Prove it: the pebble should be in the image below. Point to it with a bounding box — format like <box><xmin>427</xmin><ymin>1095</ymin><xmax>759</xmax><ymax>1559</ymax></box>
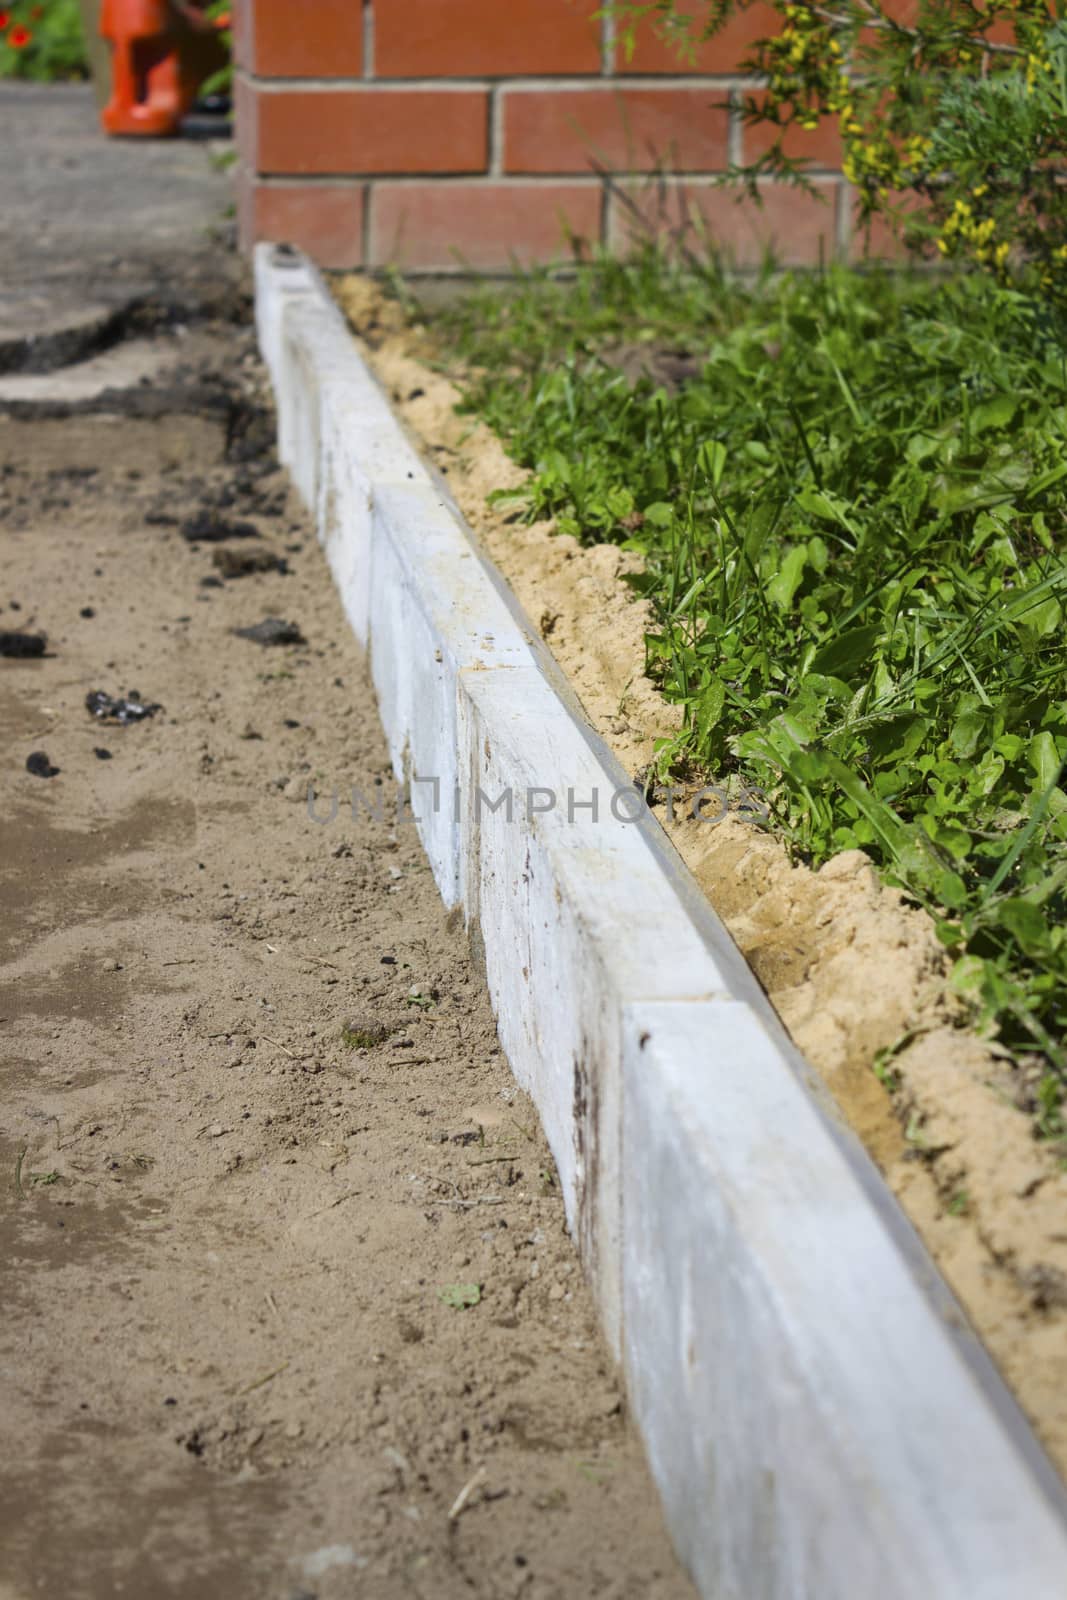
<box><xmin>233</xmin><ymin>617</ymin><xmax>306</xmax><ymax>647</ymax></box>
<box><xmin>25</xmin><ymin>751</ymin><xmax>59</xmax><ymax>779</ymax></box>
<box><xmin>0</xmin><ymin>630</ymin><xmax>46</xmax><ymax>658</ymax></box>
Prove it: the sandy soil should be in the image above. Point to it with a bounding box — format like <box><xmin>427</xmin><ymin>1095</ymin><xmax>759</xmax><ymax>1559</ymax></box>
<box><xmin>0</xmin><ymin>307</ymin><xmax>693</xmax><ymax>1599</ymax></box>
<box><xmin>332</xmin><ymin>276</ymin><xmax>1067</xmax><ymax>1484</ymax></box>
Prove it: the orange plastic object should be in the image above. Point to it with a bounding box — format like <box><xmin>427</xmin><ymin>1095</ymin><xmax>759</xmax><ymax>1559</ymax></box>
<box><xmin>100</xmin><ymin>0</ymin><xmax>225</xmax><ymax>137</ymax></box>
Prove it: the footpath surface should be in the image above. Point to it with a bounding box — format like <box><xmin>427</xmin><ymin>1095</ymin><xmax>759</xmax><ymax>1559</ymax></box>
<box><xmin>0</xmin><ymin>82</ymin><xmax>237</xmax><ymax>350</ymax></box>
<box><xmin>0</xmin><ymin>85</ymin><xmax>692</xmax><ymax>1599</ymax></box>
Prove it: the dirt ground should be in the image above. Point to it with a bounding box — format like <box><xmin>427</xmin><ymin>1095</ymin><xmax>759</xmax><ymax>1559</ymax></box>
<box><xmin>0</xmin><ymin>301</ymin><xmax>694</xmax><ymax>1597</ymax></box>
<box><xmin>333</xmin><ymin>276</ymin><xmax>1067</xmax><ymax>1486</ymax></box>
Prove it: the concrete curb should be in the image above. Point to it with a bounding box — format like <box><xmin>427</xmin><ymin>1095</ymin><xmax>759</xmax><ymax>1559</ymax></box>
<box><xmin>254</xmin><ymin>243</ymin><xmax>1067</xmax><ymax>1600</ymax></box>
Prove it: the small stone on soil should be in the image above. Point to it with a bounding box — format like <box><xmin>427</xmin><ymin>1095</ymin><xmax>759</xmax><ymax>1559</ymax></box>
<box><xmin>86</xmin><ymin>689</ymin><xmax>161</xmax><ymax>723</ymax></box>
<box><xmin>212</xmin><ymin>546</ymin><xmax>288</xmax><ymax>579</ymax></box>
<box><xmin>26</xmin><ymin>751</ymin><xmax>59</xmax><ymax>778</ymax></box>
<box><xmin>0</xmin><ymin>630</ymin><xmax>47</xmax><ymax>658</ymax></box>
<box><xmin>341</xmin><ymin>1017</ymin><xmax>391</xmax><ymax>1049</ymax></box>
<box><xmin>180</xmin><ymin>512</ymin><xmax>260</xmax><ymax>544</ymax></box>
<box><xmin>233</xmin><ymin>617</ymin><xmax>305</xmax><ymax>647</ymax></box>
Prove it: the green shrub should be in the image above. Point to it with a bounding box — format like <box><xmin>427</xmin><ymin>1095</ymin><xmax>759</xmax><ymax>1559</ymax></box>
<box><xmin>200</xmin><ymin>0</ymin><xmax>233</xmax><ymax>95</ymax></box>
<box><xmin>0</xmin><ymin>0</ymin><xmax>88</xmax><ymax>80</ymax></box>
<box><xmin>609</xmin><ymin>1</ymin><xmax>1067</xmax><ymax>300</ymax></box>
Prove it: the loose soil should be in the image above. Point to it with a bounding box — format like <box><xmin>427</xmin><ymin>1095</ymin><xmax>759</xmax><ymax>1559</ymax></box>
<box><xmin>0</xmin><ymin>303</ymin><xmax>693</xmax><ymax>1599</ymax></box>
<box><xmin>333</xmin><ymin>275</ymin><xmax>1067</xmax><ymax>1483</ymax></box>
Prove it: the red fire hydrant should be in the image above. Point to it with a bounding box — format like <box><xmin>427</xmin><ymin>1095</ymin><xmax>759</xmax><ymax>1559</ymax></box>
<box><xmin>100</xmin><ymin>0</ymin><xmax>227</xmax><ymax>137</ymax></box>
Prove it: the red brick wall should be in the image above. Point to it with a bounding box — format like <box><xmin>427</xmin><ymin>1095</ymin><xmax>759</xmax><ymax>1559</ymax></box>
<box><xmin>235</xmin><ymin>0</ymin><xmax>858</xmax><ymax>272</ymax></box>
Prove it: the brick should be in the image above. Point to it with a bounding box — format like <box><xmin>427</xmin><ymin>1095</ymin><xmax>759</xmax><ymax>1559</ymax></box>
<box><xmin>982</xmin><ymin>15</ymin><xmax>1018</xmax><ymax>46</ymax></box>
<box><xmin>236</xmin><ymin>162</ymin><xmax>253</xmax><ymax>254</ymax></box>
<box><xmin>877</xmin><ymin>0</ymin><xmax>920</xmax><ymax>23</ymax></box>
<box><xmin>849</xmin><ymin>193</ymin><xmax>927</xmax><ymax>263</ymax></box>
<box><xmin>235</xmin><ymin>74</ymin><xmax>259</xmax><ymax>170</ymax></box>
<box><xmin>858</xmin><ymin>0</ymin><xmax>918</xmax><ymax>51</ymax></box>
<box><xmin>608</xmin><ymin>178</ymin><xmax>841</xmax><ymax>267</ymax></box>
<box><xmin>375</xmin><ymin>0</ymin><xmax>602</xmax><ymax>78</ymax></box>
<box><xmin>851</xmin><ymin>209</ymin><xmax>910</xmax><ymax>264</ymax></box>
<box><xmin>254</xmin><ymin>88</ymin><xmax>488</xmax><ymax>176</ymax></box>
<box><xmin>231</xmin><ymin>0</ymin><xmax>252</xmax><ymax>72</ymax></box>
<box><xmin>742</xmin><ymin>96</ymin><xmax>843</xmax><ymax>168</ymax></box>
<box><xmin>369</xmin><ymin>181</ymin><xmax>603</xmax><ymax>270</ymax></box>
<box><xmin>252</xmin><ymin>0</ymin><xmax>363</xmax><ymax>78</ymax></box>
<box><xmin>617</xmin><ymin>2</ymin><xmax>779</xmax><ymax>72</ymax></box>
<box><xmin>239</xmin><ymin>175</ymin><xmax>366</xmax><ymax>268</ymax></box>
<box><xmin>503</xmin><ymin>87</ymin><xmax>730</xmax><ymax>176</ymax></box>
<box><xmin>853</xmin><ymin>1</ymin><xmax>1014</xmax><ymax>60</ymax></box>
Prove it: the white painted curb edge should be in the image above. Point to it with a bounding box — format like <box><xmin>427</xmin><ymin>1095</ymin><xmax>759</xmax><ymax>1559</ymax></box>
<box><xmin>254</xmin><ymin>243</ymin><xmax>1067</xmax><ymax>1600</ymax></box>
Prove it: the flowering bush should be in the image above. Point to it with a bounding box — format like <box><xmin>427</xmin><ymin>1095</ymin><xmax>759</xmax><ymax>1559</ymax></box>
<box><xmin>0</xmin><ymin>0</ymin><xmax>87</xmax><ymax>79</ymax></box>
<box><xmin>611</xmin><ymin>1</ymin><xmax>1067</xmax><ymax>301</ymax></box>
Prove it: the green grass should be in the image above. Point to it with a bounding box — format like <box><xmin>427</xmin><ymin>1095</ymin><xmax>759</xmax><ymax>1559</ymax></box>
<box><xmin>431</xmin><ymin>249</ymin><xmax>1067</xmax><ymax>1107</ymax></box>
<box><xmin>340</xmin><ymin>1020</ymin><xmax>391</xmax><ymax>1050</ymax></box>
